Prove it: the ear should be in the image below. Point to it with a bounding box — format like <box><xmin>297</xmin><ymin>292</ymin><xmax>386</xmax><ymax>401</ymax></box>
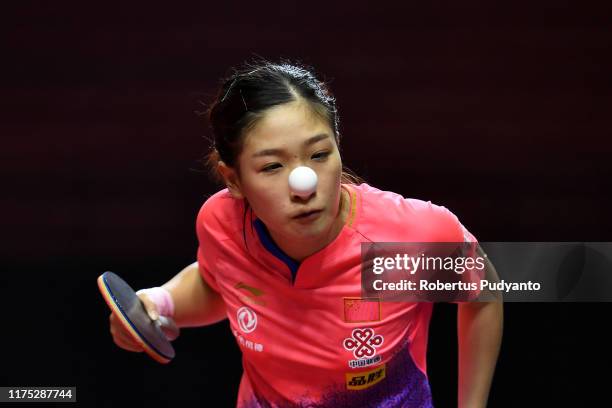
<box><xmin>217</xmin><ymin>161</ymin><xmax>244</xmax><ymax>199</ymax></box>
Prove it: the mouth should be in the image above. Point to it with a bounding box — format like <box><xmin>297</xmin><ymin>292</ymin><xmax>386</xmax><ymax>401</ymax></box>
<box><xmin>293</xmin><ymin>209</ymin><xmax>322</xmax><ymax>219</ymax></box>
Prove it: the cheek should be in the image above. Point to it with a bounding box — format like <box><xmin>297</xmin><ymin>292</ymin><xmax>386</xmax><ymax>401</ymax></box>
<box><xmin>319</xmin><ymin>156</ymin><xmax>343</xmax><ymax>188</ymax></box>
<box><xmin>244</xmin><ymin>176</ymin><xmax>288</xmax><ymax>211</ymax></box>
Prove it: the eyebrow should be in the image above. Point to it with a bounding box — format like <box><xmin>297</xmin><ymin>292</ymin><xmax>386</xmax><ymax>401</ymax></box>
<box><xmin>251</xmin><ymin>133</ymin><xmax>331</xmax><ymax>158</ymax></box>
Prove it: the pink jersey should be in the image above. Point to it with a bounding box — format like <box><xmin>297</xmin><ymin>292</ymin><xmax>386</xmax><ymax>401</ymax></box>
<box><xmin>196</xmin><ymin>183</ymin><xmax>476</xmax><ymax>407</ymax></box>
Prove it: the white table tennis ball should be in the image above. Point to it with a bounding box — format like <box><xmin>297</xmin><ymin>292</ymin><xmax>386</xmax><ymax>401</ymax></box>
<box><xmin>288</xmin><ymin>166</ymin><xmax>318</xmax><ymax>197</ymax></box>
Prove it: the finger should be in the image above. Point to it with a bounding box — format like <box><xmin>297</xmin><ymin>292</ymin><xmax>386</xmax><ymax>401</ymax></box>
<box><xmin>109</xmin><ymin>314</ymin><xmax>131</xmax><ymax>338</ymax></box>
<box><xmin>114</xmin><ymin>336</ymin><xmax>144</xmax><ymax>353</ymax></box>
<box><xmin>137</xmin><ymin>293</ymin><xmax>159</xmax><ymax>321</ymax></box>
<box><xmin>109</xmin><ymin>313</ymin><xmax>143</xmax><ymax>350</ymax></box>
<box><xmin>113</xmin><ymin>326</ymin><xmax>140</xmax><ymax>347</ymax></box>
<box><xmin>109</xmin><ymin>323</ymin><xmax>143</xmax><ymax>352</ymax></box>
<box><xmin>157</xmin><ymin>316</ymin><xmax>180</xmax><ymax>341</ymax></box>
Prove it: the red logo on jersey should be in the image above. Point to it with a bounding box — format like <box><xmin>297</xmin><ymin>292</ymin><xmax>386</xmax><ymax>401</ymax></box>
<box><xmin>343</xmin><ymin>328</ymin><xmax>384</xmax><ymax>359</ymax></box>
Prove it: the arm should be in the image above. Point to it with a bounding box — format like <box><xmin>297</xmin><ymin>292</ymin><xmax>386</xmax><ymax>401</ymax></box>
<box><xmin>161</xmin><ymin>261</ymin><xmax>227</xmax><ymax>328</ymax></box>
<box><xmin>457</xmin><ymin>301</ymin><xmax>503</xmax><ymax>408</ymax></box>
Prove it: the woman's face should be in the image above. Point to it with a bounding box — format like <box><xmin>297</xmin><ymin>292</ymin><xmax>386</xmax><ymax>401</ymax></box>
<box><xmin>228</xmin><ymin>100</ymin><xmax>344</xmax><ymax>244</ymax></box>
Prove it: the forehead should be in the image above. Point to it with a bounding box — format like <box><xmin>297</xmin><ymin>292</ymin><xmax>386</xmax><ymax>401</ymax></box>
<box><xmin>243</xmin><ymin>101</ymin><xmax>333</xmax><ymax>150</ymax></box>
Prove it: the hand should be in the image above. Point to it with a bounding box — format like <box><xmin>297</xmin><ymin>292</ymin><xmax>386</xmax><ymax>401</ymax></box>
<box><xmin>108</xmin><ymin>292</ymin><xmax>180</xmax><ymax>352</ymax></box>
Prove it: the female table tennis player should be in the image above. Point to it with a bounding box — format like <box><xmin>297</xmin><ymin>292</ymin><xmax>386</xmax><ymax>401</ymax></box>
<box><xmin>108</xmin><ymin>59</ymin><xmax>503</xmax><ymax>407</ymax></box>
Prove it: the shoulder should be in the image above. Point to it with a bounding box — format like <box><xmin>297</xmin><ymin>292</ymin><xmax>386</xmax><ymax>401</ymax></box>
<box><xmin>352</xmin><ymin>183</ymin><xmax>467</xmax><ymax>242</ymax></box>
<box><xmin>196</xmin><ymin>188</ymin><xmax>245</xmax><ymax>241</ymax></box>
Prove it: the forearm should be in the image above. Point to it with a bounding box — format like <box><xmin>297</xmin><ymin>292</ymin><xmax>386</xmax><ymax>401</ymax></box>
<box><xmin>457</xmin><ymin>301</ymin><xmax>503</xmax><ymax>408</ymax></box>
<box><xmin>161</xmin><ymin>262</ymin><xmax>227</xmax><ymax>328</ymax></box>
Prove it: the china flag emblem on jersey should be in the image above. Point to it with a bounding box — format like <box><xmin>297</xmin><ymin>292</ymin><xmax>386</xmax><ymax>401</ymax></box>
<box><xmin>343</xmin><ymin>297</ymin><xmax>381</xmax><ymax>323</ymax></box>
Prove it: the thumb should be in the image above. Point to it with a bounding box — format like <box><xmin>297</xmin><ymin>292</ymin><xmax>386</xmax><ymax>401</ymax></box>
<box><xmin>137</xmin><ymin>292</ymin><xmax>159</xmax><ymax>321</ymax></box>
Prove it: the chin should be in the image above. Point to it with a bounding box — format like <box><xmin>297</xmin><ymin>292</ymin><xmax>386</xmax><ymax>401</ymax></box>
<box><xmin>291</xmin><ymin>220</ymin><xmax>331</xmax><ymax>239</ymax></box>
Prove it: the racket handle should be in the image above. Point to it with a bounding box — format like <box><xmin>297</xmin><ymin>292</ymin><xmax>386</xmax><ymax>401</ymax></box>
<box><xmin>156</xmin><ymin>316</ymin><xmax>180</xmax><ymax>341</ymax></box>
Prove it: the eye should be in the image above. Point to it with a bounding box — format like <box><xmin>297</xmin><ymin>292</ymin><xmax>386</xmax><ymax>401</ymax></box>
<box><xmin>261</xmin><ymin>163</ymin><xmax>282</xmax><ymax>173</ymax></box>
<box><xmin>312</xmin><ymin>151</ymin><xmax>331</xmax><ymax>161</ymax></box>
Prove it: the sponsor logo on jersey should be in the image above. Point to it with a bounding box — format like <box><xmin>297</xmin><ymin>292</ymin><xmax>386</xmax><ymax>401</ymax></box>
<box><xmin>237</xmin><ymin>306</ymin><xmax>258</xmax><ymax>333</ymax></box>
<box><xmin>343</xmin><ymin>328</ymin><xmax>384</xmax><ymax>358</ymax></box>
<box><xmin>348</xmin><ymin>355</ymin><xmax>382</xmax><ymax>369</ymax></box>
<box><xmin>234</xmin><ymin>282</ymin><xmax>266</xmax><ymax>306</ymax></box>
<box><xmin>235</xmin><ymin>282</ymin><xmax>265</xmax><ymax>296</ymax></box>
<box><xmin>235</xmin><ymin>282</ymin><xmax>267</xmax><ymax>306</ymax></box>
<box><xmin>344</xmin><ymin>327</ymin><xmax>384</xmax><ymax>368</ymax></box>
<box><xmin>239</xmin><ymin>295</ymin><xmax>266</xmax><ymax>306</ymax></box>
<box><xmin>232</xmin><ymin>330</ymin><xmax>264</xmax><ymax>352</ymax></box>
<box><xmin>345</xmin><ymin>364</ymin><xmax>386</xmax><ymax>390</ymax></box>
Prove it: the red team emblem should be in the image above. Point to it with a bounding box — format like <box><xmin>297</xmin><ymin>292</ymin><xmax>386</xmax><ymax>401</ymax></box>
<box><xmin>343</xmin><ymin>328</ymin><xmax>384</xmax><ymax>359</ymax></box>
<box><xmin>237</xmin><ymin>306</ymin><xmax>258</xmax><ymax>333</ymax></box>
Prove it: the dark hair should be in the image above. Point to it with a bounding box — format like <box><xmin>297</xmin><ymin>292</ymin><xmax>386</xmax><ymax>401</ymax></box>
<box><xmin>204</xmin><ymin>57</ymin><xmax>363</xmax><ymax>185</ymax></box>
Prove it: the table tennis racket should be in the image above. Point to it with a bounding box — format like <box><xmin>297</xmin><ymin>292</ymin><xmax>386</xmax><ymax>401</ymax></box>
<box><xmin>97</xmin><ymin>271</ymin><xmax>176</xmax><ymax>363</ymax></box>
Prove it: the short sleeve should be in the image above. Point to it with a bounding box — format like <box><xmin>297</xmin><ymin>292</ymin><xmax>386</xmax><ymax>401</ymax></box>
<box><xmin>194</xmin><ymin>198</ymin><xmax>223</xmax><ymax>294</ymax></box>
<box><xmin>429</xmin><ymin>204</ymin><xmax>485</xmax><ymax>303</ymax></box>
<box><xmin>194</xmin><ymin>188</ymin><xmax>245</xmax><ymax>295</ymax></box>
<box><xmin>197</xmin><ymin>244</ymin><xmax>220</xmax><ymax>293</ymax></box>
<box><xmin>450</xmin><ymin>223</ymin><xmax>486</xmax><ymax>304</ymax></box>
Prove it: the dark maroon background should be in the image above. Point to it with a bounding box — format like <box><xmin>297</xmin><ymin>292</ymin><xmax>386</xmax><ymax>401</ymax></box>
<box><xmin>2</xmin><ymin>1</ymin><xmax>611</xmax><ymax>407</ymax></box>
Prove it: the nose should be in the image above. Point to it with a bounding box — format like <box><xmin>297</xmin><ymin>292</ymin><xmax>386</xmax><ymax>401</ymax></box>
<box><xmin>291</xmin><ymin>189</ymin><xmax>316</xmax><ymax>203</ymax></box>
<box><xmin>288</xmin><ymin>166</ymin><xmax>318</xmax><ymax>199</ymax></box>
